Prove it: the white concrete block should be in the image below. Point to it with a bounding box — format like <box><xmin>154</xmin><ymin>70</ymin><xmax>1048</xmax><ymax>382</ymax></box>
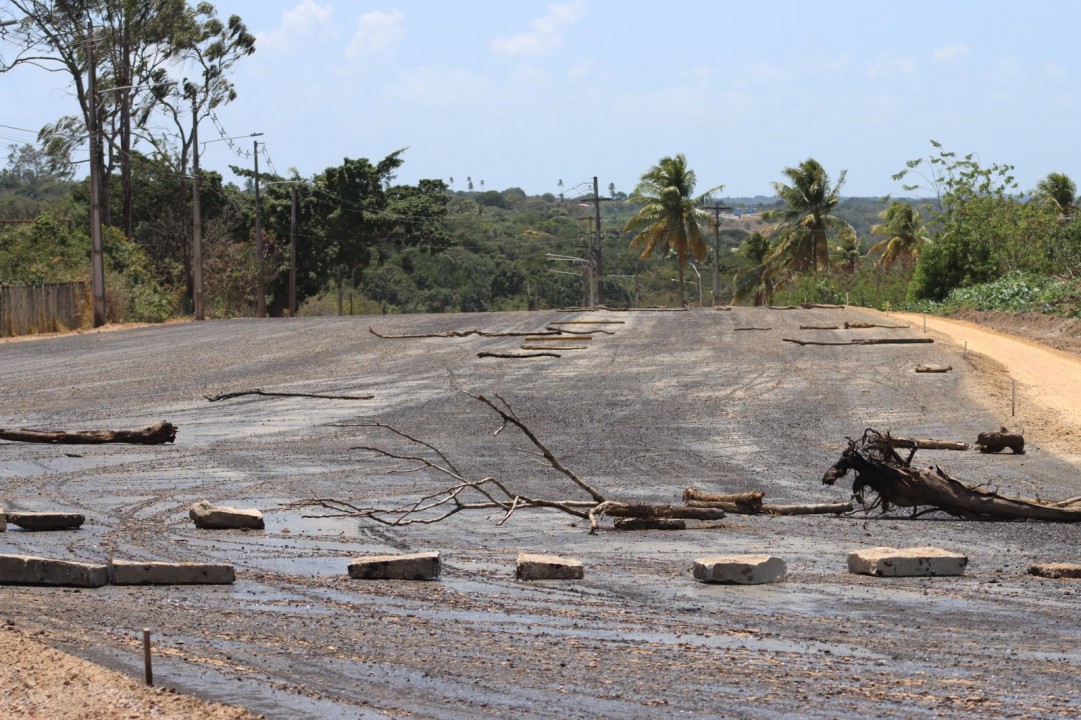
<box><xmin>0</xmin><ymin>554</ymin><xmax>108</xmax><ymax>588</ymax></box>
<box><xmin>516</xmin><ymin>553</ymin><xmax>584</xmax><ymax>580</ymax></box>
<box><xmin>348</xmin><ymin>551</ymin><xmax>441</xmax><ymax>580</ymax></box>
<box><xmin>848</xmin><ymin>546</ymin><xmax>968</xmax><ymax>577</ymax></box>
<box><xmin>110</xmin><ymin>560</ymin><xmax>236</xmax><ymax>585</ymax></box>
<box><xmin>693</xmin><ymin>554</ymin><xmax>787</xmax><ymax>584</ymax></box>
<box><xmin>5</xmin><ymin>512</ymin><xmax>84</xmax><ymax>531</ymax></box>
<box><xmin>189</xmin><ymin>500</ymin><xmax>264</xmax><ymax>530</ymax></box>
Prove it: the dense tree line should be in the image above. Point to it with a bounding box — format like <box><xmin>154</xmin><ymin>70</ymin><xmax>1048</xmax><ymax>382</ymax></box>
<box><xmin>2</xmin><ymin>3</ymin><xmax>1081</xmax><ymax>323</ymax></box>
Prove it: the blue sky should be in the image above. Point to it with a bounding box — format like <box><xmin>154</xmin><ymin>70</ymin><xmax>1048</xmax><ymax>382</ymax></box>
<box><xmin>2</xmin><ymin>0</ymin><xmax>1080</xmax><ymax>199</ymax></box>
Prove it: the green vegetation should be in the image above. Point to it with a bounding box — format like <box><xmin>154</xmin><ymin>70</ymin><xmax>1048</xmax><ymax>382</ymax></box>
<box><xmin>624</xmin><ymin>154</ymin><xmax>721</xmax><ymax>307</ymax></box>
<box><xmin>2</xmin><ymin>5</ymin><xmax>1080</xmax><ymax>330</ymax></box>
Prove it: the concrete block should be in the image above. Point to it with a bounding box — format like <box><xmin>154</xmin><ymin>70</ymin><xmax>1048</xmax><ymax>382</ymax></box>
<box><xmin>0</xmin><ymin>554</ymin><xmax>108</xmax><ymax>588</ymax></box>
<box><xmin>348</xmin><ymin>552</ymin><xmax>441</xmax><ymax>580</ymax></box>
<box><xmin>1028</xmin><ymin>563</ymin><xmax>1081</xmax><ymax>579</ymax></box>
<box><xmin>848</xmin><ymin>546</ymin><xmax>968</xmax><ymax>577</ymax></box>
<box><xmin>189</xmin><ymin>500</ymin><xmax>264</xmax><ymax>530</ymax></box>
<box><xmin>5</xmin><ymin>512</ymin><xmax>84</xmax><ymax>531</ymax></box>
<box><xmin>693</xmin><ymin>554</ymin><xmax>787</xmax><ymax>585</ymax></box>
<box><xmin>516</xmin><ymin>553</ymin><xmax>584</xmax><ymax>580</ymax></box>
<box><xmin>110</xmin><ymin>560</ymin><xmax>236</xmax><ymax>585</ymax></box>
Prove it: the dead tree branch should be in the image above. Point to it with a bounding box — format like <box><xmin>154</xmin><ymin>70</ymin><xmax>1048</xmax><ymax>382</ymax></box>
<box><xmin>478</xmin><ymin>352</ymin><xmax>561</xmax><ymax>359</ymax></box>
<box><xmin>369</xmin><ymin>327</ymin><xmax>559</xmax><ymax>339</ymax></box>
<box><xmin>844</xmin><ymin>322</ymin><xmax>908</xmax><ymax>330</ymax></box>
<box><xmin>783</xmin><ymin>337</ymin><xmax>934</xmax><ymax>346</ymax></box>
<box><xmin>206</xmin><ymin>389</ymin><xmax>373</xmax><ymax>402</ymax></box>
<box><xmin>0</xmin><ymin>421</ymin><xmax>176</xmax><ymax>445</ymax></box>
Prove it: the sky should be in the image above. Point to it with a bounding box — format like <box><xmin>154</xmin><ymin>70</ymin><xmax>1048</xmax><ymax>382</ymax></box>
<box><xmin>2</xmin><ymin>0</ymin><xmax>1081</xmax><ymax>200</ymax></box>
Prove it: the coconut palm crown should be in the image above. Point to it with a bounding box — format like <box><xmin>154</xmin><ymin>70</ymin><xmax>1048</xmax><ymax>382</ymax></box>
<box><xmin>624</xmin><ymin>154</ymin><xmax>721</xmax><ymax>306</ymax></box>
<box><xmin>869</xmin><ymin>201</ymin><xmax>928</xmax><ymax>269</ymax></box>
<box><xmin>761</xmin><ymin>158</ymin><xmax>852</xmax><ymax>274</ymax></box>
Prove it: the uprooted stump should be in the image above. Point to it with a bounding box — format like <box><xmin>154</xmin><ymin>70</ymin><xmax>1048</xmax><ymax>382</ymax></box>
<box><xmin>823</xmin><ymin>429</ymin><xmax>1081</xmax><ymax>521</ymax></box>
<box><xmin>976</xmin><ymin>428</ymin><xmax>1025</xmax><ymax>454</ymax></box>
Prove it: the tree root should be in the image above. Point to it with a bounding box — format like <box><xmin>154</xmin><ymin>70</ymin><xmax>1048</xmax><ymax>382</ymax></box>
<box><xmin>822</xmin><ymin>429</ymin><xmax>1078</xmax><ymax>521</ymax></box>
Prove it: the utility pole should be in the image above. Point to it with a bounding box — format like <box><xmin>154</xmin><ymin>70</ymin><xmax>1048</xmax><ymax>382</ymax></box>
<box><xmin>576</xmin><ymin>178</ymin><xmax>609</xmax><ymax>306</ymax></box>
<box><xmin>254</xmin><ymin>140</ymin><xmax>265</xmax><ymax>317</ymax></box>
<box><xmin>191</xmin><ymin>92</ymin><xmax>204</xmax><ymax>321</ymax></box>
<box><xmin>289</xmin><ymin>186</ymin><xmax>297</xmax><ymax>317</ymax></box>
<box><xmin>592</xmin><ymin>177</ymin><xmax>603</xmax><ymax>305</ymax></box>
<box><xmin>703</xmin><ymin>203</ymin><xmax>733</xmax><ymax>306</ymax></box>
<box><xmin>87</xmin><ymin>21</ymin><xmax>106</xmax><ymax>327</ymax></box>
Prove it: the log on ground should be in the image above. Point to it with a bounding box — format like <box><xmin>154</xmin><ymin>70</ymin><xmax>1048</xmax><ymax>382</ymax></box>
<box><xmin>976</xmin><ymin>428</ymin><xmax>1025</xmax><ymax>454</ymax></box>
<box><xmin>0</xmin><ymin>421</ymin><xmax>177</xmax><ymax>445</ymax></box>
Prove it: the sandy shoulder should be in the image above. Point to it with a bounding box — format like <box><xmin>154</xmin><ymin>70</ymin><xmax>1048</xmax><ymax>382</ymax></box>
<box><xmin>891</xmin><ymin>310</ymin><xmax>1081</xmax><ymax>463</ymax></box>
<box><xmin>0</xmin><ymin>625</ymin><xmax>260</xmax><ymax>719</ymax></box>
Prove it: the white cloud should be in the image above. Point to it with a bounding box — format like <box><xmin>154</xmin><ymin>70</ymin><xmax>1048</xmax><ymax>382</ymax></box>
<box><xmin>933</xmin><ymin>43</ymin><xmax>969</xmax><ymax>64</ymax></box>
<box><xmin>864</xmin><ymin>53</ymin><xmax>918</xmax><ymax>80</ymax></box>
<box><xmin>256</xmin><ymin>0</ymin><xmax>334</xmax><ymax>51</ymax></box>
<box><xmin>491</xmin><ymin>1</ymin><xmax>587</xmax><ymax>57</ymax></box>
<box><xmin>346</xmin><ymin>10</ymin><xmax>406</xmax><ymax>61</ymax></box>
<box><xmin>1044</xmin><ymin>62</ymin><xmax>1067</xmax><ymax>81</ymax></box>
<box><xmin>389</xmin><ymin>66</ymin><xmax>486</xmax><ymax>108</ymax></box>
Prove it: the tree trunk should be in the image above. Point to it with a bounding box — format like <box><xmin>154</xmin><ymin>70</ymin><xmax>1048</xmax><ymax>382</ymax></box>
<box><xmin>0</xmin><ymin>421</ymin><xmax>177</xmax><ymax>445</ymax></box>
<box><xmin>976</xmin><ymin>429</ymin><xmax>1025</xmax><ymax>454</ymax></box>
<box><xmin>597</xmin><ymin>502</ymin><xmax>725</xmax><ymax>520</ymax></box>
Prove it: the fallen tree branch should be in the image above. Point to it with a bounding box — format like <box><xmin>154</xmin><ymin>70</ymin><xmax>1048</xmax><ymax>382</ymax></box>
<box><xmin>822</xmin><ymin>429</ymin><xmax>1080</xmax><ymax>521</ymax></box>
<box><xmin>799</xmin><ymin>325</ymin><xmax>840</xmax><ymax>330</ymax></box>
<box><xmin>762</xmin><ymin>502</ymin><xmax>853</xmax><ymax>516</ymax></box>
<box><xmin>915</xmin><ymin>365</ymin><xmax>952</xmax><ymax>373</ymax></box>
<box><xmin>369</xmin><ymin>327</ymin><xmax>559</xmax><ymax>339</ymax></box>
<box><xmin>844</xmin><ymin>321</ymin><xmax>908</xmax><ymax>330</ymax></box>
<box><xmin>0</xmin><ymin>421</ymin><xmax>177</xmax><ymax>445</ymax></box>
<box><xmin>889</xmin><ymin>437</ymin><xmax>970</xmax><ymax>451</ymax></box>
<box><xmin>734</xmin><ymin>326</ymin><xmax>772</xmax><ymax>331</ymax></box>
<box><xmin>521</xmin><ymin>345</ymin><xmax>588</xmax><ymax>350</ymax></box>
<box><xmin>205</xmin><ymin>389</ymin><xmax>373</xmax><ymax>402</ymax></box>
<box><xmin>545</xmin><ymin>326</ymin><xmax>616</xmax><ymax>335</ymax></box>
<box><xmin>477</xmin><ymin>351</ymin><xmax>561</xmax><ymax>359</ymax></box>
<box><xmin>783</xmin><ymin>337</ymin><xmax>934</xmax><ymax>346</ymax></box>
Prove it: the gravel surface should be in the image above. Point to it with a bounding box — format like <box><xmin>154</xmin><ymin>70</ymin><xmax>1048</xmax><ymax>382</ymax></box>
<box><xmin>1</xmin><ymin>307</ymin><xmax>1080</xmax><ymax>719</ymax></box>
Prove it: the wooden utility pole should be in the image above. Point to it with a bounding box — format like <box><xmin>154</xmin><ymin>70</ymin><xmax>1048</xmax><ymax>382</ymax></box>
<box><xmin>289</xmin><ymin>186</ymin><xmax>298</xmax><ymax>317</ymax></box>
<box><xmin>87</xmin><ymin>21</ymin><xmax>106</xmax><ymax>327</ymax></box>
<box><xmin>254</xmin><ymin>140</ymin><xmax>265</xmax><ymax>317</ymax></box>
<box><xmin>703</xmin><ymin>204</ymin><xmax>732</xmax><ymax>306</ymax></box>
<box><xmin>574</xmin><ymin>178</ymin><xmax>611</xmax><ymax>306</ymax></box>
<box><xmin>191</xmin><ymin>93</ymin><xmax>204</xmax><ymax>321</ymax></box>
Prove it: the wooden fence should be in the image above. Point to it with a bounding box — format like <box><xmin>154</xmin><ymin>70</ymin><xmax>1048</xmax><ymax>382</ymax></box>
<box><xmin>0</xmin><ymin>282</ymin><xmax>88</xmax><ymax>337</ymax></box>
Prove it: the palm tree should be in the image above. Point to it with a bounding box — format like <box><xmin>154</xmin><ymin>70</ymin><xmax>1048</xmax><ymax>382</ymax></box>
<box><xmin>624</xmin><ymin>154</ymin><xmax>721</xmax><ymax>306</ymax></box>
<box><xmin>762</xmin><ymin>158</ymin><xmax>851</xmax><ymax>275</ymax></box>
<box><xmin>869</xmin><ymin>201</ymin><xmax>927</xmax><ymax>269</ymax></box>
<box><xmin>1036</xmin><ymin>172</ymin><xmax>1077</xmax><ymax>218</ymax></box>
<box><xmin>835</xmin><ymin>227</ymin><xmax>863</xmax><ymax>273</ymax></box>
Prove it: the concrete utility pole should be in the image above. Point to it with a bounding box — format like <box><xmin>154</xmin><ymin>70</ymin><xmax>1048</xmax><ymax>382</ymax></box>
<box><xmin>87</xmin><ymin>21</ymin><xmax>106</xmax><ymax>327</ymax></box>
<box><xmin>191</xmin><ymin>93</ymin><xmax>204</xmax><ymax>321</ymax></box>
<box><xmin>253</xmin><ymin>140</ymin><xmax>265</xmax><ymax>317</ymax></box>
<box><xmin>703</xmin><ymin>204</ymin><xmax>733</xmax><ymax>306</ymax></box>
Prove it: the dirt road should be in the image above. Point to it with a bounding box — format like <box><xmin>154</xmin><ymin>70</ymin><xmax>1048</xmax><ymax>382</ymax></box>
<box><xmin>1</xmin><ymin>307</ymin><xmax>1080</xmax><ymax>719</ymax></box>
<box><xmin>893</xmin><ymin>311</ymin><xmax>1081</xmax><ymax>463</ymax></box>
